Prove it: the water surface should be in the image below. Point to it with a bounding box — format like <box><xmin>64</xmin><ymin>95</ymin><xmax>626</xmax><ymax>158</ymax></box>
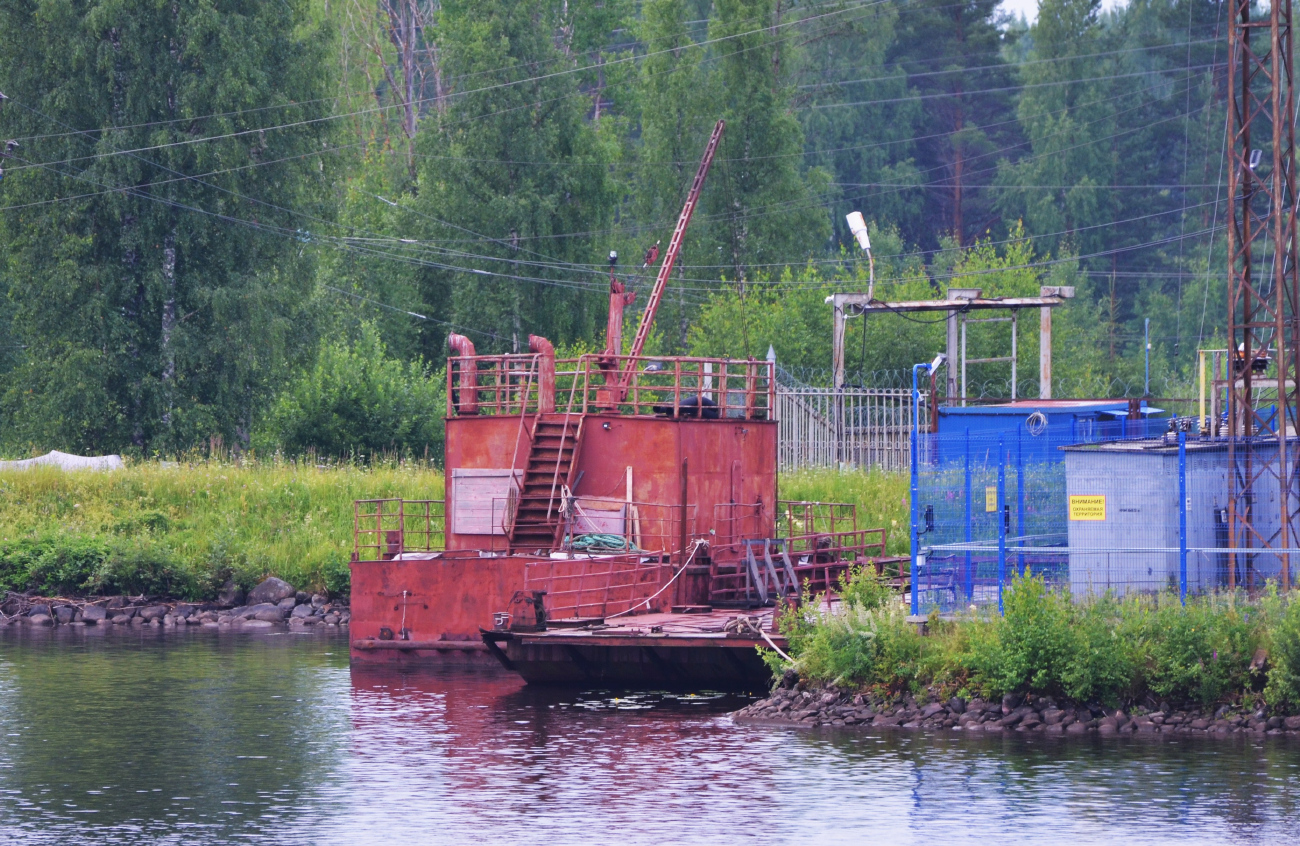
<box><xmin>1</xmin><ymin>627</ymin><xmax>1298</xmax><ymax>845</ymax></box>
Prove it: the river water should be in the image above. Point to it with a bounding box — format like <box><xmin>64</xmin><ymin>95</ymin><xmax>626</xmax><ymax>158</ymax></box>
<box><xmin>1</xmin><ymin>628</ymin><xmax>1299</xmax><ymax>845</ymax></box>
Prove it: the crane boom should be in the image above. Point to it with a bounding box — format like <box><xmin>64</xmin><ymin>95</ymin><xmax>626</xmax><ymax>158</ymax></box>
<box><xmin>619</xmin><ymin>119</ymin><xmax>725</xmax><ymax>388</ymax></box>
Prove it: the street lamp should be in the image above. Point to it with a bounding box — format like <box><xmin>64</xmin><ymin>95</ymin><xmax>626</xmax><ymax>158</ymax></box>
<box><xmin>845</xmin><ymin>211</ymin><xmax>875</xmax><ymax>301</ymax></box>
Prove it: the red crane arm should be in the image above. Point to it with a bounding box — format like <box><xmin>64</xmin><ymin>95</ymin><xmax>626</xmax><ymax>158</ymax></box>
<box><xmin>619</xmin><ymin>119</ymin><xmax>725</xmax><ymax>386</ymax></box>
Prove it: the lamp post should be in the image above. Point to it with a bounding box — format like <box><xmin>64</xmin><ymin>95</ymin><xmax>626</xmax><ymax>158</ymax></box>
<box><xmin>845</xmin><ymin>211</ymin><xmax>874</xmax><ymax>301</ymax></box>
<box><xmin>911</xmin><ymin>353</ymin><xmax>946</xmax><ymax>617</ymax></box>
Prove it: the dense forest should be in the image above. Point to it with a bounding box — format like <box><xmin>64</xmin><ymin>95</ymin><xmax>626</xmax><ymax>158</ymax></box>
<box><xmin>0</xmin><ymin>0</ymin><xmax>1238</xmax><ymax>457</ymax></box>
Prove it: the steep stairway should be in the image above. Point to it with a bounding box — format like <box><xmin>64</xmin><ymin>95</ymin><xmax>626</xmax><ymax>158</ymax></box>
<box><xmin>508</xmin><ymin>413</ymin><xmax>584</xmax><ymax>552</ymax></box>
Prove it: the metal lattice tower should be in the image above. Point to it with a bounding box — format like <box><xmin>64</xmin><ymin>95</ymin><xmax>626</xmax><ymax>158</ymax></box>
<box><xmin>1226</xmin><ymin>0</ymin><xmax>1298</xmax><ymax>589</ymax></box>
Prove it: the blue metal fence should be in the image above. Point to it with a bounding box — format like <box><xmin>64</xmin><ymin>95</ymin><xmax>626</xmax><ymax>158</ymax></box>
<box><xmin>910</xmin><ymin>418</ymin><xmax>1300</xmax><ymax>614</ymax></box>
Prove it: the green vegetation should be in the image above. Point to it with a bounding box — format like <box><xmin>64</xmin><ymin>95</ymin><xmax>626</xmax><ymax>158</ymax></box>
<box><xmin>776</xmin><ymin>570</ymin><xmax>1300</xmax><ymax>712</ymax></box>
<box><xmin>0</xmin><ymin>0</ymin><xmax>1232</xmax><ymax>457</ymax></box>
<box><xmin>0</xmin><ymin>461</ymin><xmax>443</xmax><ymax>599</ymax></box>
<box><xmin>0</xmin><ymin>463</ymin><xmax>890</xmax><ymax>600</ymax></box>
<box><xmin>779</xmin><ymin>469</ymin><xmax>911</xmax><ymax>557</ymax></box>
<box><xmin>257</xmin><ymin>325</ymin><xmax>446</xmax><ymax>460</ymax></box>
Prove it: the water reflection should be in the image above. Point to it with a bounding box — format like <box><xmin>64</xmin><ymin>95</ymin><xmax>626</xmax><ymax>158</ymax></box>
<box><xmin>1</xmin><ymin>629</ymin><xmax>1298</xmax><ymax>845</ymax></box>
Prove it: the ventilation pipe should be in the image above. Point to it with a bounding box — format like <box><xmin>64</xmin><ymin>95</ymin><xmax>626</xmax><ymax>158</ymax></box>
<box><xmin>447</xmin><ymin>333</ymin><xmax>478</xmax><ymax>415</ymax></box>
<box><xmin>529</xmin><ymin>335</ymin><xmax>556</xmax><ymax>413</ymax></box>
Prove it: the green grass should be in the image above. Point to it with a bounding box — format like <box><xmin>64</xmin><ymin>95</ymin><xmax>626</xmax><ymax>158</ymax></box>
<box><xmin>0</xmin><ymin>462</ymin><xmax>901</xmax><ymax>600</ymax></box>
<box><xmin>0</xmin><ymin>460</ymin><xmax>443</xmax><ymax>599</ymax></box>
<box><xmin>779</xmin><ymin>468</ymin><xmax>911</xmax><ymax>556</ymax></box>
<box><xmin>775</xmin><ymin>568</ymin><xmax>1300</xmax><ymax>713</ymax></box>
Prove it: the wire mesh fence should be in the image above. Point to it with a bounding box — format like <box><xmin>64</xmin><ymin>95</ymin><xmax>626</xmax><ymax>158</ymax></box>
<box><xmin>911</xmin><ymin>422</ymin><xmax>1300</xmax><ymax>614</ymax></box>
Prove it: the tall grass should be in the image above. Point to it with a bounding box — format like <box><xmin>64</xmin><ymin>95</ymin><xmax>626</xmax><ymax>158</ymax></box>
<box><xmin>778</xmin><ymin>568</ymin><xmax>1300</xmax><ymax>712</ymax></box>
<box><xmin>0</xmin><ymin>459</ymin><xmax>443</xmax><ymax>599</ymax></box>
<box><xmin>0</xmin><ymin>462</ymin><xmax>902</xmax><ymax>600</ymax></box>
<box><xmin>779</xmin><ymin>469</ymin><xmax>910</xmax><ymax>556</ymax></box>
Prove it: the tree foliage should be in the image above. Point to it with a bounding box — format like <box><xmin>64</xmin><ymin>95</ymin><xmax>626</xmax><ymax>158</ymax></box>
<box><xmin>0</xmin><ymin>0</ymin><xmax>1241</xmax><ymax>454</ymax></box>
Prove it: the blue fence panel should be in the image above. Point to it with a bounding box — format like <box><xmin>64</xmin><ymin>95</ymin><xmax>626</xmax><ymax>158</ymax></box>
<box><xmin>912</xmin><ymin>414</ymin><xmax>1212</xmax><ymax>613</ymax></box>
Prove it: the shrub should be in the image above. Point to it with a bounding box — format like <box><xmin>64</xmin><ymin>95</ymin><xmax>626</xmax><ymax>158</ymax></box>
<box><xmin>86</xmin><ymin>539</ymin><xmax>203</xmax><ymax>599</ymax></box>
<box><xmin>1139</xmin><ymin>596</ymin><xmax>1257</xmax><ymax>706</ymax></box>
<box><xmin>985</xmin><ymin>573</ymin><xmax>1075</xmax><ymax>695</ymax></box>
<box><xmin>0</xmin><ymin>534</ymin><xmax>111</xmax><ymax>595</ymax></box>
<box><xmin>791</xmin><ymin>602</ymin><xmax>924</xmax><ymax>691</ymax></box>
<box><xmin>838</xmin><ymin>565</ymin><xmax>894</xmax><ymax>611</ymax></box>
<box><xmin>260</xmin><ymin>323</ymin><xmax>445</xmax><ymax>460</ymax></box>
<box><xmin>1060</xmin><ymin>596</ymin><xmax>1137</xmax><ymax>705</ymax></box>
<box><xmin>1264</xmin><ymin>596</ymin><xmax>1300</xmax><ymax>711</ymax></box>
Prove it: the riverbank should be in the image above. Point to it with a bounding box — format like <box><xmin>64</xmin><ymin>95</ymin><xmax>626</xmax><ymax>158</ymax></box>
<box><xmin>734</xmin><ymin>684</ymin><xmax>1300</xmax><ymax>736</ymax></box>
<box><xmin>0</xmin><ymin>459</ymin><xmax>443</xmax><ymax>600</ymax></box>
<box><xmin>0</xmin><ymin>577</ymin><xmax>349</xmax><ymax>629</ymax></box>
<box><xmin>761</xmin><ymin>570</ymin><xmax>1300</xmax><ymax>727</ymax></box>
<box><xmin>0</xmin><ymin>461</ymin><xmax>908</xmax><ymax>602</ymax></box>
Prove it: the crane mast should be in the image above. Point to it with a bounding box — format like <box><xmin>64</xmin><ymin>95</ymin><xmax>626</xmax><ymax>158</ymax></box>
<box><xmin>599</xmin><ymin>120</ymin><xmax>725</xmax><ymax>402</ymax></box>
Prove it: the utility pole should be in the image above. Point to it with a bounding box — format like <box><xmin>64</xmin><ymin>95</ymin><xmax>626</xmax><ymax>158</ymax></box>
<box><xmin>1226</xmin><ymin>0</ymin><xmax>1298</xmax><ymax>590</ymax></box>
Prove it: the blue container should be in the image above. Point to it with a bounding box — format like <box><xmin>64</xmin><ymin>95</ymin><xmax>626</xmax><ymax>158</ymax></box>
<box><xmin>934</xmin><ymin>400</ymin><xmax>1167</xmax><ymax>464</ymax></box>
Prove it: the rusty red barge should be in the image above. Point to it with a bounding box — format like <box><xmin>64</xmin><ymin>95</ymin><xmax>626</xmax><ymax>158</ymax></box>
<box><xmin>347</xmin><ymin>120</ymin><xmax>903</xmax><ymax>689</ymax></box>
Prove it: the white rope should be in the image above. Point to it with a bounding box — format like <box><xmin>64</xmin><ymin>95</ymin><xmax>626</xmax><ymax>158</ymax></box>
<box><xmin>604</xmin><ymin>539</ymin><xmax>706</xmax><ymax>619</ymax></box>
<box><xmin>758</xmin><ymin>627</ymin><xmax>793</xmax><ymax>664</ymax></box>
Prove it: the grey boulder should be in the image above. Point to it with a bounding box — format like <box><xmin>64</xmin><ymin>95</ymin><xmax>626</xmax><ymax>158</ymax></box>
<box><xmin>247</xmin><ymin>577</ymin><xmax>295</xmax><ymax>606</ymax></box>
<box><xmin>81</xmin><ymin>605</ymin><xmax>107</xmax><ymax>623</ymax></box>
<box><xmin>217</xmin><ymin>580</ymin><xmax>246</xmax><ymax>607</ymax></box>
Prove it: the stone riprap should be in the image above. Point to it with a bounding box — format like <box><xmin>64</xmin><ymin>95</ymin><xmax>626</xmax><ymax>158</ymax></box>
<box><xmin>735</xmin><ymin>683</ymin><xmax>1300</xmax><ymax>737</ymax></box>
<box><xmin>0</xmin><ymin>579</ymin><xmax>349</xmax><ymax>630</ymax></box>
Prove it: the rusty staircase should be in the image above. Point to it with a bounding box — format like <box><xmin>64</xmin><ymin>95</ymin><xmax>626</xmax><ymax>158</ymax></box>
<box><xmin>507</xmin><ymin>413</ymin><xmax>585</xmax><ymax>551</ymax></box>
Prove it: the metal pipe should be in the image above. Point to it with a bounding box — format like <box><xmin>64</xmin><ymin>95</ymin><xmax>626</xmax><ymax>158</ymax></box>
<box><xmin>911</xmin><ymin>361</ymin><xmax>927</xmax><ymax>616</ymax></box>
<box><xmin>1144</xmin><ymin>318</ymin><xmax>1150</xmax><ymax>395</ymax></box>
<box><xmin>528</xmin><ymin>335</ymin><xmax>556</xmax><ymax>413</ymax></box>
<box><xmin>447</xmin><ymin>333</ymin><xmax>478</xmax><ymax>415</ymax></box>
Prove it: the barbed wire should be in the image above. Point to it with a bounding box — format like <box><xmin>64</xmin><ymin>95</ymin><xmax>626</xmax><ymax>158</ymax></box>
<box><xmin>776</xmin><ymin>363</ymin><xmax>1201</xmax><ymax>401</ymax></box>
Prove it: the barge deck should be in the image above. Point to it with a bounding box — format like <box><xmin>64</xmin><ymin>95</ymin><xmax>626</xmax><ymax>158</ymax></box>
<box><xmin>480</xmin><ymin>607</ymin><xmax>781</xmax><ymax>689</ymax></box>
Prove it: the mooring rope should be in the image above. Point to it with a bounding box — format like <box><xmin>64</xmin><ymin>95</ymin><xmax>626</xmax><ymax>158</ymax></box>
<box><xmin>604</xmin><ymin>539</ymin><xmax>706</xmax><ymax>620</ymax></box>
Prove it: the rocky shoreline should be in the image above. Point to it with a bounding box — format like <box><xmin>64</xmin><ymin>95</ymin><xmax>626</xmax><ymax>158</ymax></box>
<box><xmin>734</xmin><ymin>681</ymin><xmax>1300</xmax><ymax>738</ymax></box>
<box><xmin>0</xmin><ymin>577</ymin><xmax>349</xmax><ymax>631</ymax></box>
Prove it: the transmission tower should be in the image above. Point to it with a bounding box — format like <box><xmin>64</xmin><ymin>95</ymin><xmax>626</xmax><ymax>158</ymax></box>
<box><xmin>1226</xmin><ymin>0</ymin><xmax>1298</xmax><ymax>589</ymax></box>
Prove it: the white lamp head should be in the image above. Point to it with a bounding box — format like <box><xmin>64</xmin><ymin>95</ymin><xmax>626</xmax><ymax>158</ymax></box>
<box><xmin>930</xmin><ymin>353</ymin><xmax>947</xmax><ymax>372</ymax></box>
<box><xmin>845</xmin><ymin>211</ymin><xmax>871</xmax><ymax>252</ymax></box>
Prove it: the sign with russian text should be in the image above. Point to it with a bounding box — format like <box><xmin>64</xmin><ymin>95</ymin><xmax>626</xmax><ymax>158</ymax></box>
<box><xmin>1069</xmin><ymin>495</ymin><xmax>1106</xmax><ymax>521</ymax></box>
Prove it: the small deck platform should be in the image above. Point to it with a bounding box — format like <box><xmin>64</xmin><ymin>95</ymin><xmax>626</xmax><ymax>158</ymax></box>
<box><xmin>481</xmin><ymin>607</ymin><xmax>782</xmax><ymax>690</ymax></box>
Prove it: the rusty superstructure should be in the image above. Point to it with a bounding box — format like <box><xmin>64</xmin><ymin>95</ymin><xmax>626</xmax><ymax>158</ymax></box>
<box><xmin>348</xmin><ymin>120</ymin><xmax>900</xmax><ymax>687</ymax></box>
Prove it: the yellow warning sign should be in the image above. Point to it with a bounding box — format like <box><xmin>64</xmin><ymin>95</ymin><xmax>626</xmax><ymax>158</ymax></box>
<box><xmin>1069</xmin><ymin>495</ymin><xmax>1107</xmax><ymax>521</ymax></box>
<box><xmin>985</xmin><ymin>486</ymin><xmax>997</xmax><ymax>512</ymax></box>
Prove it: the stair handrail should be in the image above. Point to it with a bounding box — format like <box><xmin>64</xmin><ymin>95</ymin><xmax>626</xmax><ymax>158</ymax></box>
<box><xmin>507</xmin><ymin>354</ymin><xmax>541</xmax><ymax>511</ymax></box>
<box><xmin>547</xmin><ymin>412</ymin><xmax>583</xmax><ymax>523</ymax></box>
<box><xmin>540</xmin><ymin>353</ymin><xmax>592</xmax><ymax>523</ymax></box>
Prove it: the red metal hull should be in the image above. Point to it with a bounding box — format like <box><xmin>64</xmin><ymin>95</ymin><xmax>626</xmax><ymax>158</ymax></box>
<box><xmin>349</xmin><ymin>552</ymin><xmax>530</xmax><ymax>667</ymax></box>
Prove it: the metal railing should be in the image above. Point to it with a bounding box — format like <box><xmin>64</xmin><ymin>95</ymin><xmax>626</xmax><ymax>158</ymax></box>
<box><xmin>448</xmin><ymin>353</ymin><xmax>775</xmax><ymax>419</ymax></box>
<box><xmin>353</xmin><ymin>499</ymin><xmax>446</xmax><ymax>560</ymax></box>
<box><xmin>775</xmin><ymin>385</ymin><xmax>918</xmax><ymax>471</ymax></box>
<box><xmin>524</xmin><ymin>556</ymin><xmax>674</xmax><ymax>619</ymax></box>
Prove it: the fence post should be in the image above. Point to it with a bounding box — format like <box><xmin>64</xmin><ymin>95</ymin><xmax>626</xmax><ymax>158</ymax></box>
<box><xmin>1016</xmin><ymin>428</ymin><xmax>1026</xmax><ymax>572</ymax></box>
<box><xmin>1178</xmin><ymin>430</ymin><xmax>1188</xmax><ymax>605</ymax></box>
<box><xmin>997</xmin><ymin>436</ymin><xmax>1007</xmax><ymax>615</ymax></box>
<box><xmin>910</xmin><ymin>367</ymin><xmax>922</xmax><ymax>617</ymax></box>
<box><xmin>910</xmin><ymin>422</ymin><xmax>921</xmax><ymax>617</ymax></box>
<box><xmin>964</xmin><ymin>428</ymin><xmax>973</xmax><ymax>602</ymax></box>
